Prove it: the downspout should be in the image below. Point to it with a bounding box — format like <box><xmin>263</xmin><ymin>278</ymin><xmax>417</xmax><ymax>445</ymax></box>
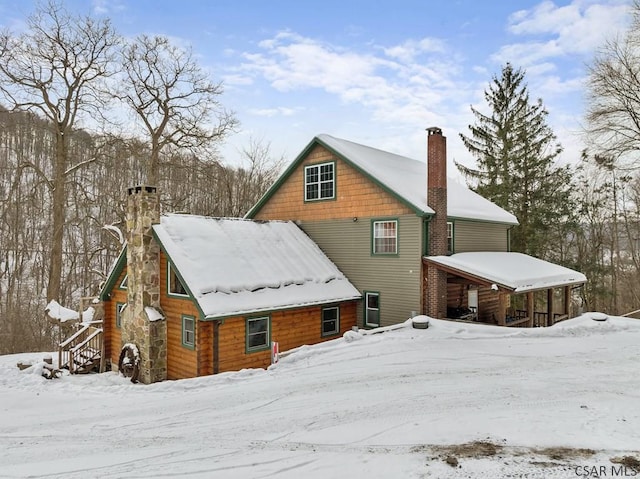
<box><xmin>213</xmin><ymin>319</ymin><xmax>220</xmax><ymax>374</ymax></box>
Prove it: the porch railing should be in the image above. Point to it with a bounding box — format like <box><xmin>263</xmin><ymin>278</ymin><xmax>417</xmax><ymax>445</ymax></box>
<box><xmin>59</xmin><ymin>321</ymin><xmax>104</xmax><ymax>374</ymax></box>
<box><xmin>513</xmin><ymin>310</ymin><xmax>569</xmax><ymax>327</ymax></box>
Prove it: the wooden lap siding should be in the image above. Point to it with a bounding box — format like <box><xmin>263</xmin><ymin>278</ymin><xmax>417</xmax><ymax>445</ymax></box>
<box><xmin>254</xmin><ymin>145</ymin><xmax>414</xmax><ymax>221</ymax></box>
<box><xmin>159</xmin><ymin>253</ymin><xmax>200</xmax><ymax>380</ymax></box>
<box><xmin>104</xmin><ymin>269</ymin><xmax>127</xmax><ymax>368</ymax></box>
<box><xmin>197</xmin><ymin>321</ymin><xmax>213</xmax><ymax>376</ymax></box>
<box><xmin>213</xmin><ymin>302</ymin><xmax>358</xmax><ymax>374</ymax></box>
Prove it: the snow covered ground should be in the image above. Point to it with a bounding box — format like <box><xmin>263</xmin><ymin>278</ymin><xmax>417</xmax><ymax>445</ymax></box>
<box><xmin>1</xmin><ymin>313</ymin><xmax>639</xmax><ymax>479</ymax></box>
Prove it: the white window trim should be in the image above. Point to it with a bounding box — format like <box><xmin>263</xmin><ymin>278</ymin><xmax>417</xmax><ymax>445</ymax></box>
<box><xmin>119</xmin><ymin>274</ymin><xmax>128</xmax><ymax>289</ymax></box>
<box><xmin>116</xmin><ymin>302</ymin><xmax>127</xmax><ymax>328</ymax></box>
<box><xmin>372</xmin><ymin>220</ymin><xmax>398</xmax><ymax>255</ymax></box>
<box><xmin>321</xmin><ymin>306</ymin><xmax>340</xmax><ymax>337</ymax></box>
<box><xmin>365</xmin><ymin>292</ymin><xmax>380</xmax><ymax>327</ymax></box>
<box><xmin>447</xmin><ymin>221</ymin><xmax>454</xmax><ymax>254</ymax></box>
<box><xmin>304</xmin><ymin>162</ymin><xmax>335</xmax><ymax>201</ymax></box>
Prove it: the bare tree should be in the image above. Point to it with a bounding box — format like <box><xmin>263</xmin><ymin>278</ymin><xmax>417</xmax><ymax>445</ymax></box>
<box><xmin>218</xmin><ymin>138</ymin><xmax>284</xmax><ymax>217</ymax></box>
<box><xmin>116</xmin><ymin>35</ymin><xmax>238</xmax><ymax>185</ymax></box>
<box><xmin>0</xmin><ymin>0</ymin><xmax>118</xmax><ymax>302</ymax></box>
<box><xmin>586</xmin><ymin>1</ymin><xmax>640</xmax><ymax>166</ymax></box>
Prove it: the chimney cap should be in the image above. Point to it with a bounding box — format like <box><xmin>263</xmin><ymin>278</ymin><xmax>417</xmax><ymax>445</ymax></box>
<box><xmin>426</xmin><ymin>126</ymin><xmax>442</xmax><ymax>135</ymax></box>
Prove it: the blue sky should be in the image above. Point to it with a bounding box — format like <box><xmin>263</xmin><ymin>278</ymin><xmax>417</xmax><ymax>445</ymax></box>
<box><xmin>0</xmin><ymin>0</ymin><xmax>632</xmax><ymax>172</ymax></box>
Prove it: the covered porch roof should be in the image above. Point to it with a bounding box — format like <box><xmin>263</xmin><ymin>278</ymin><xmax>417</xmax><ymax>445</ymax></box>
<box><xmin>424</xmin><ymin>252</ymin><xmax>587</xmax><ymax>293</ymax></box>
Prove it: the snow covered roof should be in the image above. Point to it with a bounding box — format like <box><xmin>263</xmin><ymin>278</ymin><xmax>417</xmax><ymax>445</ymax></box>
<box><xmin>247</xmin><ymin>134</ymin><xmax>518</xmax><ymax>225</ymax></box>
<box><xmin>152</xmin><ymin>215</ymin><xmax>361</xmax><ymax>319</ymax></box>
<box><xmin>318</xmin><ymin>134</ymin><xmax>518</xmax><ymax>224</ymax></box>
<box><xmin>425</xmin><ymin>252</ymin><xmax>587</xmax><ymax>293</ymax></box>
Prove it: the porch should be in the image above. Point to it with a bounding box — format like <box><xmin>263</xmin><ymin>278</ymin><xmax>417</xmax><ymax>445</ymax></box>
<box><xmin>425</xmin><ymin>252</ymin><xmax>587</xmax><ymax>328</ymax></box>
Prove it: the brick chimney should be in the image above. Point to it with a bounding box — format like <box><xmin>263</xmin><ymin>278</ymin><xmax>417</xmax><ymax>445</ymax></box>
<box><xmin>425</xmin><ymin>127</ymin><xmax>448</xmax><ymax>318</ymax></box>
<box><xmin>123</xmin><ymin>185</ymin><xmax>166</xmax><ymax>384</ymax></box>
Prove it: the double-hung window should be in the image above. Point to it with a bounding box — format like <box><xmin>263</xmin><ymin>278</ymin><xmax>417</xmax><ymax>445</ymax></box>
<box><xmin>182</xmin><ymin>315</ymin><xmax>195</xmax><ymax>349</ymax></box>
<box><xmin>365</xmin><ymin>292</ymin><xmax>380</xmax><ymax>327</ymax></box>
<box><xmin>321</xmin><ymin>306</ymin><xmax>340</xmax><ymax>336</ymax></box>
<box><xmin>447</xmin><ymin>221</ymin><xmax>454</xmax><ymax>255</ymax></box>
<box><xmin>373</xmin><ymin>220</ymin><xmax>398</xmax><ymax>254</ymax></box>
<box><xmin>246</xmin><ymin>316</ymin><xmax>270</xmax><ymax>352</ymax></box>
<box><xmin>305</xmin><ymin>162</ymin><xmax>335</xmax><ymax>201</ymax></box>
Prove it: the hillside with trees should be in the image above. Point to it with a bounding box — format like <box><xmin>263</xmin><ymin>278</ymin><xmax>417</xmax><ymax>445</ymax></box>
<box><xmin>0</xmin><ymin>1</ymin><xmax>280</xmax><ymax>354</ymax></box>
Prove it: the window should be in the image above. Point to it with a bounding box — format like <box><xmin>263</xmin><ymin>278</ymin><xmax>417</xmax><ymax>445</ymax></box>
<box><xmin>304</xmin><ymin>162</ymin><xmax>335</xmax><ymax>201</ymax></box>
<box><xmin>119</xmin><ymin>274</ymin><xmax>128</xmax><ymax>289</ymax></box>
<box><xmin>246</xmin><ymin>316</ymin><xmax>270</xmax><ymax>352</ymax></box>
<box><xmin>322</xmin><ymin>306</ymin><xmax>340</xmax><ymax>336</ymax></box>
<box><xmin>116</xmin><ymin>302</ymin><xmax>126</xmax><ymax>328</ymax></box>
<box><xmin>447</xmin><ymin>222</ymin><xmax>454</xmax><ymax>255</ymax></box>
<box><xmin>168</xmin><ymin>262</ymin><xmax>188</xmax><ymax>297</ymax></box>
<box><xmin>373</xmin><ymin>220</ymin><xmax>398</xmax><ymax>254</ymax></box>
<box><xmin>182</xmin><ymin>315</ymin><xmax>195</xmax><ymax>348</ymax></box>
<box><xmin>365</xmin><ymin>292</ymin><xmax>380</xmax><ymax>327</ymax></box>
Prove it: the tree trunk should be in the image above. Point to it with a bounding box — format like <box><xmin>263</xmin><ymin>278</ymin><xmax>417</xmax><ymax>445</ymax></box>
<box><xmin>46</xmin><ymin>131</ymin><xmax>67</xmax><ymax>302</ymax></box>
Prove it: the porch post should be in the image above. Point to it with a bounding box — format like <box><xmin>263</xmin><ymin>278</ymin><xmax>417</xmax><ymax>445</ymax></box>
<box><xmin>563</xmin><ymin>285</ymin><xmax>571</xmax><ymax>318</ymax></box>
<box><xmin>527</xmin><ymin>291</ymin><xmax>534</xmax><ymax>328</ymax></box>
<box><xmin>547</xmin><ymin>288</ymin><xmax>554</xmax><ymax>326</ymax></box>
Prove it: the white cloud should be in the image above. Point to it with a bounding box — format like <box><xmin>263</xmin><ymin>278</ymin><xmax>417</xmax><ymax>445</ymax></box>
<box><xmin>222</xmin><ymin>74</ymin><xmax>254</xmax><ymax>87</ymax></box>
<box><xmin>229</xmin><ymin>31</ymin><xmax>481</xmax><ymax>167</ymax></box>
<box><xmin>92</xmin><ymin>0</ymin><xmax>126</xmax><ymax>15</ymax></box>
<box><xmin>383</xmin><ymin>38</ymin><xmax>447</xmax><ymax>62</ymax></box>
<box><xmin>237</xmin><ymin>31</ymin><xmax>469</xmax><ymax>125</ymax></box>
<box><xmin>494</xmin><ymin>0</ymin><xmax>631</xmax><ymax>66</ymax></box>
<box><xmin>248</xmin><ymin>107</ymin><xmax>300</xmax><ymax>117</ymax></box>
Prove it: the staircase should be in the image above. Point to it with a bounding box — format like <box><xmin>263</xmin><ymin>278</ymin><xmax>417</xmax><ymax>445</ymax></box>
<box><xmin>59</xmin><ymin>321</ymin><xmax>105</xmax><ymax>374</ymax></box>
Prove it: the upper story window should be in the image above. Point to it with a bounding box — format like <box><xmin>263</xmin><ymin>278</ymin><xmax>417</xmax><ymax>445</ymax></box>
<box><xmin>447</xmin><ymin>221</ymin><xmax>454</xmax><ymax>255</ymax></box>
<box><xmin>304</xmin><ymin>162</ymin><xmax>335</xmax><ymax>201</ymax></box>
<box><xmin>168</xmin><ymin>262</ymin><xmax>188</xmax><ymax>297</ymax></box>
<box><xmin>373</xmin><ymin>220</ymin><xmax>398</xmax><ymax>254</ymax></box>
<box><xmin>119</xmin><ymin>274</ymin><xmax>128</xmax><ymax>289</ymax></box>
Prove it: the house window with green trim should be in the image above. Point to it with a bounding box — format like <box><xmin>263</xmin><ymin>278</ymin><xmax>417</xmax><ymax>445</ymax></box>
<box><xmin>116</xmin><ymin>302</ymin><xmax>126</xmax><ymax>328</ymax></box>
<box><xmin>168</xmin><ymin>262</ymin><xmax>188</xmax><ymax>297</ymax></box>
<box><xmin>373</xmin><ymin>220</ymin><xmax>398</xmax><ymax>254</ymax></box>
<box><xmin>365</xmin><ymin>292</ymin><xmax>380</xmax><ymax>327</ymax></box>
<box><xmin>304</xmin><ymin>162</ymin><xmax>334</xmax><ymax>201</ymax></box>
<box><xmin>246</xmin><ymin>316</ymin><xmax>270</xmax><ymax>352</ymax></box>
<box><xmin>447</xmin><ymin>222</ymin><xmax>454</xmax><ymax>255</ymax></box>
<box><xmin>182</xmin><ymin>315</ymin><xmax>195</xmax><ymax>348</ymax></box>
<box><xmin>321</xmin><ymin>306</ymin><xmax>340</xmax><ymax>336</ymax></box>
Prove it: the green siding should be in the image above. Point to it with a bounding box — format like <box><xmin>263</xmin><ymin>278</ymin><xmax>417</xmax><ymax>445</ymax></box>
<box><xmin>300</xmin><ymin>214</ymin><xmax>422</xmax><ymax>327</ymax></box>
<box><xmin>454</xmin><ymin>221</ymin><xmax>510</xmax><ymax>252</ymax></box>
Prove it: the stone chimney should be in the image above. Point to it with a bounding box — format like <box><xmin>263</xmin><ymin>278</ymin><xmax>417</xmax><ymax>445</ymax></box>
<box><xmin>426</xmin><ymin>127</ymin><xmax>448</xmax><ymax>318</ymax></box>
<box><xmin>124</xmin><ymin>185</ymin><xmax>166</xmax><ymax>384</ymax></box>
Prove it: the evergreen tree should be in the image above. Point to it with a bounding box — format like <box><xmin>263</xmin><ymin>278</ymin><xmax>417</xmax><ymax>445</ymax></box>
<box><xmin>458</xmin><ymin>63</ymin><xmax>575</xmax><ymax>259</ymax></box>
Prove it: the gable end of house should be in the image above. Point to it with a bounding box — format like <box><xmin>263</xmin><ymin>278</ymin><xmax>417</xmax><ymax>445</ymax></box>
<box><xmin>245</xmin><ymin>135</ymin><xmax>428</xmax><ymax>219</ymax></box>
